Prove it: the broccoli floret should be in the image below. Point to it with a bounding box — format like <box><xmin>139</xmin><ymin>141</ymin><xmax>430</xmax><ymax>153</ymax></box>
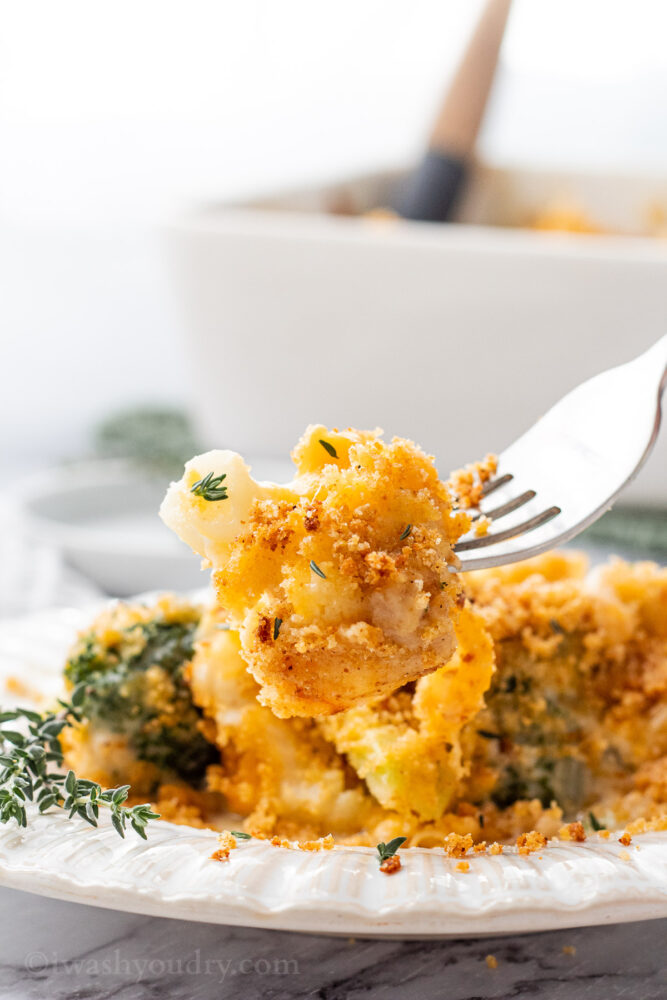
<box><xmin>474</xmin><ymin>638</ymin><xmax>591</xmax><ymax>815</ymax></box>
<box><xmin>64</xmin><ymin>602</ymin><xmax>218</xmax><ymax>788</ymax></box>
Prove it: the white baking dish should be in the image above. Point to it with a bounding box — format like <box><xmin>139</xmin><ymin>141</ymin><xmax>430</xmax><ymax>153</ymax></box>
<box><xmin>166</xmin><ymin>163</ymin><xmax>667</xmax><ymax>504</ymax></box>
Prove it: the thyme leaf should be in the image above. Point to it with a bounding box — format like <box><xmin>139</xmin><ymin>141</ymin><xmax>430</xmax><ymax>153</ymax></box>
<box><xmin>376</xmin><ymin>836</ymin><xmax>407</xmax><ymax>864</ymax></box>
<box><xmin>588</xmin><ymin>811</ymin><xmax>604</xmax><ymax>832</ymax></box>
<box><xmin>399</xmin><ymin>524</ymin><xmax>412</xmax><ymax>541</ymax></box>
<box><xmin>309</xmin><ymin>560</ymin><xmax>327</xmax><ymax>579</ymax></box>
<box><xmin>319</xmin><ymin>439</ymin><xmax>338</xmax><ymax>459</ymax></box>
<box><xmin>0</xmin><ymin>698</ymin><xmax>160</xmax><ymax>839</ymax></box>
<box><xmin>273</xmin><ymin>618</ymin><xmax>283</xmax><ymax>640</ymax></box>
<box><xmin>191</xmin><ymin>471</ymin><xmax>229</xmax><ymax>502</ymax></box>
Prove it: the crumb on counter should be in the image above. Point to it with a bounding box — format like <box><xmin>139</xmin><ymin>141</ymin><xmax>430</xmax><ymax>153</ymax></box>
<box><xmin>485</xmin><ymin>954</ymin><xmax>498</xmax><ymax>969</ymax></box>
<box><xmin>562</xmin><ymin>945</ymin><xmax>577</xmax><ymax>957</ymax></box>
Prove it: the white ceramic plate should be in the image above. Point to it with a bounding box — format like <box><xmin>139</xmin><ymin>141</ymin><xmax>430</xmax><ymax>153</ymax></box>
<box><xmin>0</xmin><ymin>606</ymin><xmax>666</xmax><ymax>937</ymax></box>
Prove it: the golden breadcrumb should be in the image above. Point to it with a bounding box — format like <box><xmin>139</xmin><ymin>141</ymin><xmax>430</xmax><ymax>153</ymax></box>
<box><xmin>448</xmin><ymin>454</ymin><xmax>498</xmax><ymax>509</ymax></box>
<box><xmin>379</xmin><ymin>855</ymin><xmax>402</xmax><ymax>875</ymax></box>
<box><xmin>443</xmin><ymin>833</ymin><xmax>473</xmax><ymax>858</ymax></box>
<box><xmin>210</xmin><ymin>831</ymin><xmax>237</xmax><ymax>862</ymax></box>
<box><xmin>516</xmin><ymin>831</ymin><xmax>548</xmax><ymax>855</ymax></box>
<box><xmin>559</xmin><ymin>822</ymin><xmax>586</xmax><ymax>842</ymax></box>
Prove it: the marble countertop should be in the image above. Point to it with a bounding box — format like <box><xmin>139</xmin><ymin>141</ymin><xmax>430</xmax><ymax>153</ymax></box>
<box><xmin>0</xmin><ymin>888</ymin><xmax>664</xmax><ymax>999</ymax></box>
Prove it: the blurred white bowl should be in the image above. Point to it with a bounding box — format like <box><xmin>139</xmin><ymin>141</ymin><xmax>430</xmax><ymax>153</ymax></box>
<box><xmin>167</xmin><ymin>162</ymin><xmax>667</xmax><ymax>504</ymax></box>
<box><xmin>14</xmin><ymin>461</ymin><xmax>207</xmax><ymax>596</ymax></box>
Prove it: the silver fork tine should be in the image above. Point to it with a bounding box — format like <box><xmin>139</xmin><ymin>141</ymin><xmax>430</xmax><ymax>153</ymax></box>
<box><xmin>455</xmin><ymin>335</ymin><xmax>667</xmax><ymax>571</ymax></box>
<box><xmin>477</xmin><ymin>489</ymin><xmax>537</xmax><ymax>521</ymax></box>
<box><xmin>480</xmin><ymin>473</ymin><xmax>514</xmax><ymax>497</ymax></box>
<box><xmin>457</xmin><ymin>506</ymin><xmax>561</xmax><ymax>552</ymax></box>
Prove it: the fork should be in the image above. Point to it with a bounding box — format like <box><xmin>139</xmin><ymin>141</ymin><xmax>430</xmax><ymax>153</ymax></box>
<box><xmin>454</xmin><ymin>335</ymin><xmax>667</xmax><ymax>571</ymax></box>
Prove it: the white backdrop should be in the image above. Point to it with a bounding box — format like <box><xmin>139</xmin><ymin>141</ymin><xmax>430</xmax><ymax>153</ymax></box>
<box><xmin>2</xmin><ymin>0</ymin><xmax>667</xmax><ymax>468</ymax></box>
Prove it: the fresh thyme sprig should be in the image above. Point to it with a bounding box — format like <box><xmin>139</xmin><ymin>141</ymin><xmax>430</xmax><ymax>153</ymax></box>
<box><xmin>231</xmin><ymin>830</ymin><xmax>252</xmax><ymax>840</ymax></box>
<box><xmin>376</xmin><ymin>836</ymin><xmax>406</xmax><ymax>865</ymax></box>
<box><xmin>0</xmin><ymin>686</ymin><xmax>160</xmax><ymax>839</ymax></box>
<box><xmin>190</xmin><ymin>471</ymin><xmax>229</xmax><ymax>501</ymax></box>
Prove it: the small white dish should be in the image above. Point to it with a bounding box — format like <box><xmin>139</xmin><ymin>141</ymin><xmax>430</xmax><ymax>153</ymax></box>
<box><xmin>11</xmin><ymin>460</ymin><xmax>207</xmax><ymax>597</ymax></box>
<box><xmin>0</xmin><ymin>605</ymin><xmax>665</xmax><ymax>937</ymax></box>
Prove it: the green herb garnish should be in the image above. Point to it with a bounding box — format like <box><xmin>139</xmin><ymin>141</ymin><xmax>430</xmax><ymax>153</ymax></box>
<box><xmin>319</xmin><ymin>439</ymin><xmax>338</xmax><ymax>459</ymax></box>
<box><xmin>231</xmin><ymin>830</ymin><xmax>252</xmax><ymax>840</ymax></box>
<box><xmin>477</xmin><ymin>729</ymin><xmax>502</xmax><ymax>741</ymax></box>
<box><xmin>273</xmin><ymin>618</ymin><xmax>283</xmax><ymax>640</ymax></box>
<box><xmin>0</xmin><ymin>689</ymin><xmax>160</xmax><ymax>839</ymax></box>
<box><xmin>588</xmin><ymin>811</ymin><xmax>604</xmax><ymax>832</ymax></box>
<box><xmin>399</xmin><ymin>524</ymin><xmax>412</xmax><ymax>540</ymax></box>
<box><xmin>310</xmin><ymin>560</ymin><xmax>327</xmax><ymax>579</ymax></box>
<box><xmin>376</xmin><ymin>836</ymin><xmax>407</xmax><ymax>865</ymax></box>
<box><xmin>190</xmin><ymin>471</ymin><xmax>229</xmax><ymax>501</ymax></box>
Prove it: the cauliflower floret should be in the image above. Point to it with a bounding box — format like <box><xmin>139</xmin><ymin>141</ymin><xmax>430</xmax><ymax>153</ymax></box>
<box><xmin>188</xmin><ymin>615</ymin><xmax>377</xmax><ymax>836</ymax></box>
<box><xmin>161</xmin><ymin>425</ymin><xmax>471</xmax><ymax>717</ymax></box>
<box><xmin>319</xmin><ymin>605</ymin><xmax>495</xmax><ymax>819</ymax></box>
